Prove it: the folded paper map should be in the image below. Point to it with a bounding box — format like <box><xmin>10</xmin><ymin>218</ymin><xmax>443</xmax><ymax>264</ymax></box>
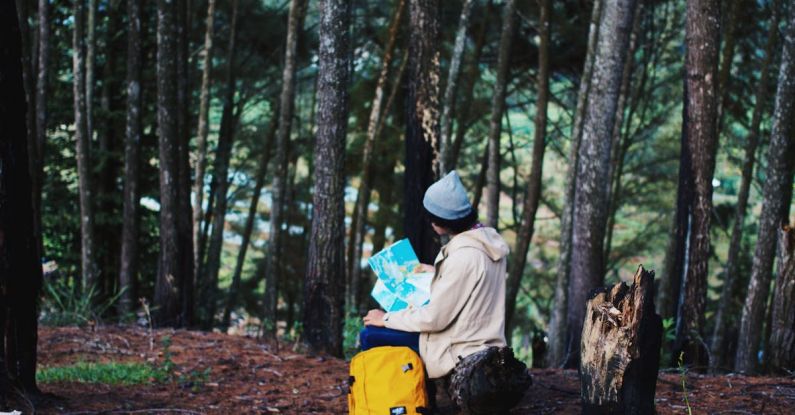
<box><xmin>368</xmin><ymin>239</ymin><xmax>433</xmax><ymax>313</ymax></box>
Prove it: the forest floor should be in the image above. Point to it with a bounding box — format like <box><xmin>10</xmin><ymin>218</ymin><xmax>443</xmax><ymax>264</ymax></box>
<box><xmin>16</xmin><ymin>325</ymin><xmax>795</xmax><ymax>414</ymax></box>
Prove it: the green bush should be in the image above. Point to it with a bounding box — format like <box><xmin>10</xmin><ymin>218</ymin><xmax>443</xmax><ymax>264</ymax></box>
<box><xmin>39</xmin><ymin>278</ymin><xmax>124</xmax><ymax>326</ymax></box>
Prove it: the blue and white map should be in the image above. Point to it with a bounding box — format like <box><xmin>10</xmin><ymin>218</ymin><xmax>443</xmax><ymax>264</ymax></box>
<box><xmin>368</xmin><ymin>239</ymin><xmax>433</xmax><ymax>312</ymax></box>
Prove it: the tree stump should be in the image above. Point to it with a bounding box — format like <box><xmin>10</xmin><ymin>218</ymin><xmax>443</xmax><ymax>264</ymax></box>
<box><xmin>580</xmin><ymin>265</ymin><xmax>662</xmax><ymax>414</ymax></box>
<box><xmin>769</xmin><ymin>225</ymin><xmax>795</xmax><ymax>372</ymax></box>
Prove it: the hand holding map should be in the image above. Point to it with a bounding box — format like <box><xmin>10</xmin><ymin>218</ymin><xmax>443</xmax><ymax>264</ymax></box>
<box><xmin>368</xmin><ymin>239</ymin><xmax>433</xmax><ymax>313</ymax></box>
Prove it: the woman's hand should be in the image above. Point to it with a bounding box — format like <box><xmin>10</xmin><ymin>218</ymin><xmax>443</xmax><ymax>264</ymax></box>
<box><xmin>363</xmin><ymin>309</ymin><xmax>386</xmax><ymax>327</ymax></box>
<box><xmin>414</xmin><ymin>263</ymin><xmax>435</xmax><ymax>273</ymax></box>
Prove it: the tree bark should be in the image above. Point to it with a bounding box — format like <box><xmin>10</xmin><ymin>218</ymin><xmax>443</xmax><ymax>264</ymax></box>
<box><xmin>303</xmin><ymin>0</ymin><xmax>350</xmax><ymax>357</ymax></box>
<box><xmin>0</xmin><ymin>0</ymin><xmax>44</xmax><ymax>393</ymax></box>
<box><xmin>565</xmin><ymin>0</ymin><xmax>638</xmax><ymax>369</ymax></box>
<box><xmin>263</xmin><ymin>0</ymin><xmax>309</xmax><ymax>333</ymax></box>
<box><xmin>199</xmin><ymin>0</ymin><xmax>239</xmax><ymax>329</ymax></box>
<box><xmin>769</xmin><ymin>225</ymin><xmax>795</xmax><ymax>373</ymax></box>
<box><xmin>547</xmin><ymin>0</ymin><xmax>602</xmax><ymax>368</ymax></box>
<box><xmin>484</xmin><ymin>0</ymin><xmax>516</xmax><ymax>229</ymax></box>
<box><xmin>710</xmin><ymin>0</ymin><xmax>780</xmax><ymax>372</ymax></box>
<box><xmin>715</xmin><ymin>0</ymin><xmax>740</xmax><ymax>132</ymax></box>
<box><xmin>580</xmin><ymin>266</ymin><xmax>662</xmax><ymax>414</ymax></box>
<box><xmin>73</xmin><ymin>0</ymin><xmax>98</xmax><ymax>291</ymax></box>
<box><xmin>439</xmin><ymin>0</ymin><xmax>474</xmax><ymax>175</ymax></box>
<box><xmin>448</xmin><ymin>3</ymin><xmax>490</xmax><ymax>171</ymax></box>
<box><xmin>735</xmin><ymin>1</ymin><xmax>795</xmax><ymax>373</ymax></box>
<box><xmin>86</xmin><ymin>0</ymin><xmax>97</xmax><ymax>143</ymax></box>
<box><xmin>505</xmin><ymin>0</ymin><xmax>550</xmax><ymax>337</ymax></box>
<box><xmin>32</xmin><ymin>0</ymin><xmax>49</xmax><ymax>263</ymax></box>
<box><xmin>346</xmin><ymin>0</ymin><xmax>405</xmax><ymax>312</ymax></box>
<box><xmin>672</xmin><ymin>0</ymin><xmax>721</xmax><ymax>369</ymax></box>
<box><xmin>154</xmin><ymin>0</ymin><xmax>183</xmax><ymax>327</ymax></box>
<box><xmin>14</xmin><ymin>0</ymin><xmax>37</xmax><ymax>176</ymax></box>
<box><xmin>119</xmin><ymin>0</ymin><xmax>144</xmax><ymax>317</ymax></box>
<box><xmin>222</xmin><ymin>115</ymin><xmax>278</xmax><ymax>329</ymax></box>
<box><xmin>192</xmin><ymin>0</ymin><xmax>217</xmax><ymax>277</ymax></box>
<box><xmin>405</xmin><ymin>0</ymin><xmax>441</xmax><ymax>265</ymax></box>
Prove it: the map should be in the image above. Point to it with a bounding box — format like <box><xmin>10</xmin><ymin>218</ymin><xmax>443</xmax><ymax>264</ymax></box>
<box><xmin>368</xmin><ymin>239</ymin><xmax>433</xmax><ymax>312</ymax></box>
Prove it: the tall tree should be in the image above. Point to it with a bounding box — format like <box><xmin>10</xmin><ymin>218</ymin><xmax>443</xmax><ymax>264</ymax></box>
<box><xmin>735</xmin><ymin>1</ymin><xmax>795</xmax><ymax>373</ymax></box>
<box><xmin>564</xmin><ymin>0</ymin><xmax>638</xmax><ymax>368</ymax></box>
<box><xmin>769</xmin><ymin>225</ymin><xmax>795</xmax><ymax>373</ymax></box>
<box><xmin>484</xmin><ymin>0</ymin><xmax>516</xmax><ymax>229</ymax></box>
<box><xmin>31</xmin><ymin>0</ymin><xmax>50</xmax><ymax>259</ymax></box>
<box><xmin>119</xmin><ymin>0</ymin><xmax>143</xmax><ymax>317</ymax></box>
<box><xmin>405</xmin><ymin>0</ymin><xmax>441</xmax><ymax>264</ymax></box>
<box><xmin>193</xmin><ymin>0</ymin><xmax>217</xmax><ymax>276</ymax></box>
<box><xmin>263</xmin><ymin>0</ymin><xmax>309</xmax><ymax>332</ymax></box>
<box><xmin>303</xmin><ymin>0</ymin><xmax>351</xmax><ymax>357</ymax></box>
<box><xmin>347</xmin><ymin>0</ymin><xmax>404</xmax><ymax>312</ymax></box>
<box><xmin>505</xmin><ymin>0</ymin><xmax>550</xmax><ymax>336</ymax></box>
<box><xmin>710</xmin><ymin>0</ymin><xmax>780</xmax><ymax>371</ymax></box>
<box><xmin>73</xmin><ymin>0</ymin><xmax>98</xmax><ymax>290</ymax></box>
<box><xmin>223</xmin><ymin>114</ymin><xmax>279</xmax><ymax>328</ymax></box>
<box><xmin>673</xmin><ymin>0</ymin><xmax>720</xmax><ymax>368</ymax></box>
<box><xmin>154</xmin><ymin>0</ymin><xmax>184</xmax><ymax>326</ymax></box>
<box><xmin>0</xmin><ymin>0</ymin><xmax>44</xmax><ymax>394</ymax></box>
<box><xmin>439</xmin><ymin>0</ymin><xmax>474</xmax><ymax>175</ymax></box>
<box><xmin>547</xmin><ymin>0</ymin><xmax>602</xmax><ymax>368</ymax></box>
<box><xmin>86</xmin><ymin>0</ymin><xmax>97</xmax><ymax>143</ymax></box>
<box><xmin>201</xmin><ymin>0</ymin><xmax>240</xmax><ymax>328</ymax></box>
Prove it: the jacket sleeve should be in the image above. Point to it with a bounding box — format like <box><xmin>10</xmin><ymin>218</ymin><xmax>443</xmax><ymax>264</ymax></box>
<box><xmin>383</xmin><ymin>249</ymin><xmax>481</xmax><ymax>333</ymax></box>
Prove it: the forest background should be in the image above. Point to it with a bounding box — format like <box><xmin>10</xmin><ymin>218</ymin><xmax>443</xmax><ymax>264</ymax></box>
<box><xmin>2</xmin><ymin>0</ymin><xmax>795</xmax><ymax>398</ymax></box>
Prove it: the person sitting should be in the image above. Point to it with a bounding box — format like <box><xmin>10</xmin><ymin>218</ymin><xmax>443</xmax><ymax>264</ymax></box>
<box><xmin>361</xmin><ymin>170</ymin><xmax>509</xmax><ymax>382</ymax></box>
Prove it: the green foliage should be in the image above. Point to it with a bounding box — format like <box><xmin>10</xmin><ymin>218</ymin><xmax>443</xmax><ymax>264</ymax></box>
<box><xmin>37</xmin><ymin>361</ymin><xmax>159</xmax><ymax>385</ymax></box>
<box><xmin>40</xmin><ymin>278</ymin><xmax>125</xmax><ymax>326</ymax></box>
<box><xmin>343</xmin><ymin>314</ymin><xmax>363</xmax><ymax>359</ymax></box>
<box><xmin>660</xmin><ymin>317</ymin><xmax>677</xmax><ymax>366</ymax></box>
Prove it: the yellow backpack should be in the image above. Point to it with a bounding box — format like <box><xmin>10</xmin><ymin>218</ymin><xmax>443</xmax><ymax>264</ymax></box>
<box><xmin>348</xmin><ymin>346</ymin><xmax>429</xmax><ymax>415</ymax></box>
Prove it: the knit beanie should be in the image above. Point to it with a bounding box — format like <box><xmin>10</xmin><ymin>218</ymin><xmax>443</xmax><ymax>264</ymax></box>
<box><xmin>423</xmin><ymin>170</ymin><xmax>473</xmax><ymax>220</ymax></box>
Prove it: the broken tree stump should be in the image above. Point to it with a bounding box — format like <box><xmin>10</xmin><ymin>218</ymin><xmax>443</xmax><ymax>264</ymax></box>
<box><xmin>769</xmin><ymin>224</ymin><xmax>795</xmax><ymax>372</ymax></box>
<box><xmin>580</xmin><ymin>265</ymin><xmax>662</xmax><ymax>414</ymax></box>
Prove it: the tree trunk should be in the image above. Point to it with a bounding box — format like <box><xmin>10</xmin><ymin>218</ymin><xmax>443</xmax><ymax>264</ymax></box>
<box><xmin>547</xmin><ymin>0</ymin><xmax>602</xmax><ymax>368</ymax></box>
<box><xmin>86</xmin><ymin>0</ymin><xmax>97</xmax><ymax>143</ymax></box>
<box><xmin>222</xmin><ymin>115</ymin><xmax>278</xmax><ymax>329</ymax></box>
<box><xmin>735</xmin><ymin>1</ymin><xmax>795</xmax><ymax>373</ymax></box>
<box><xmin>73</xmin><ymin>0</ymin><xmax>98</xmax><ymax>291</ymax></box>
<box><xmin>710</xmin><ymin>0</ymin><xmax>780</xmax><ymax>372</ymax></box>
<box><xmin>448</xmin><ymin>3</ymin><xmax>490</xmax><ymax>171</ymax></box>
<box><xmin>580</xmin><ymin>266</ymin><xmax>662</xmax><ymax>414</ymax></box>
<box><xmin>199</xmin><ymin>0</ymin><xmax>239</xmax><ymax>329</ymax></box>
<box><xmin>263</xmin><ymin>0</ymin><xmax>309</xmax><ymax>333</ymax></box>
<box><xmin>15</xmin><ymin>0</ymin><xmax>36</xmax><ymax>175</ymax></box>
<box><xmin>33</xmin><ymin>0</ymin><xmax>49</xmax><ymax>263</ymax></box>
<box><xmin>0</xmin><ymin>0</ymin><xmax>44</xmax><ymax>394</ymax></box>
<box><xmin>565</xmin><ymin>0</ymin><xmax>638</xmax><ymax>369</ymax></box>
<box><xmin>154</xmin><ymin>0</ymin><xmax>183</xmax><ymax>327</ymax></box>
<box><xmin>439</xmin><ymin>0</ymin><xmax>474</xmax><ymax>175</ymax></box>
<box><xmin>672</xmin><ymin>0</ymin><xmax>721</xmax><ymax>369</ymax></box>
<box><xmin>484</xmin><ymin>0</ymin><xmax>516</xmax><ymax>229</ymax></box>
<box><xmin>769</xmin><ymin>225</ymin><xmax>795</xmax><ymax>372</ymax></box>
<box><xmin>715</xmin><ymin>0</ymin><xmax>740</xmax><ymax>132</ymax></box>
<box><xmin>119</xmin><ymin>0</ymin><xmax>143</xmax><ymax>317</ymax></box>
<box><xmin>505</xmin><ymin>0</ymin><xmax>550</xmax><ymax>337</ymax></box>
<box><xmin>192</xmin><ymin>0</ymin><xmax>217</xmax><ymax>277</ymax></box>
<box><xmin>176</xmin><ymin>0</ymin><xmax>195</xmax><ymax>327</ymax></box>
<box><xmin>346</xmin><ymin>0</ymin><xmax>405</xmax><ymax>312</ymax></box>
<box><xmin>303</xmin><ymin>0</ymin><xmax>350</xmax><ymax>357</ymax></box>
<box><xmin>405</xmin><ymin>0</ymin><xmax>441</xmax><ymax>265</ymax></box>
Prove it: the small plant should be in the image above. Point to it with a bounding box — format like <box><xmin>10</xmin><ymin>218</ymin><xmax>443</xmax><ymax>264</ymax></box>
<box><xmin>678</xmin><ymin>351</ymin><xmax>693</xmax><ymax>415</ymax></box>
<box><xmin>40</xmin><ymin>278</ymin><xmax>124</xmax><ymax>327</ymax></box>
<box><xmin>155</xmin><ymin>335</ymin><xmax>176</xmax><ymax>382</ymax></box>
<box><xmin>37</xmin><ymin>361</ymin><xmax>160</xmax><ymax>385</ymax></box>
<box><xmin>660</xmin><ymin>317</ymin><xmax>676</xmax><ymax>365</ymax></box>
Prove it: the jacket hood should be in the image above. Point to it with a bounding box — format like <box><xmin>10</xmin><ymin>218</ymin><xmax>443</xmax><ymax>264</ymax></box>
<box><xmin>445</xmin><ymin>227</ymin><xmax>509</xmax><ymax>262</ymax></box>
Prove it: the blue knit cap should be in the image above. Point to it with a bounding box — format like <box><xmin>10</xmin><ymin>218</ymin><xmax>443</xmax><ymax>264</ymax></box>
<box><xmin>423</xmin><ymin>171</ymin><xmax>473</xmax><ymax>220</ymax></box>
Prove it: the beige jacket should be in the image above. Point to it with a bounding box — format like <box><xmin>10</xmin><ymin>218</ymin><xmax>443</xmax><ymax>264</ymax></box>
<box><xmin>383</xmin><ymin>227</ymin><xmax>509</xmax><ymax>378</ymax></box>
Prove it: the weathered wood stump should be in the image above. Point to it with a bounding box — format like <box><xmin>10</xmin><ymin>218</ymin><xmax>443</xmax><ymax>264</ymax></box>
<box><xmin>769</xmin><ymin>225</ymin><xmax>795</xmax><ymax>372</ymax></box>
<box><xmin>580</xmin><ymin>265</ymin><xmax>662</xmax><ymax>414</ymax></box>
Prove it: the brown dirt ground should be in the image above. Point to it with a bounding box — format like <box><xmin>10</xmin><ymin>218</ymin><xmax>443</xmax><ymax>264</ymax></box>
<box><xmin>11</xmin><ymin>326</ymin><xmax>794</xmax><ymax>414</ymax></box>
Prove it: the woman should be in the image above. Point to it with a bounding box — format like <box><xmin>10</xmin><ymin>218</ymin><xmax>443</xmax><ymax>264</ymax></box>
<box><xmin>362</xmin><ymin>170</ymin><xmax>509</xmax><ymax>380</ymax></box>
